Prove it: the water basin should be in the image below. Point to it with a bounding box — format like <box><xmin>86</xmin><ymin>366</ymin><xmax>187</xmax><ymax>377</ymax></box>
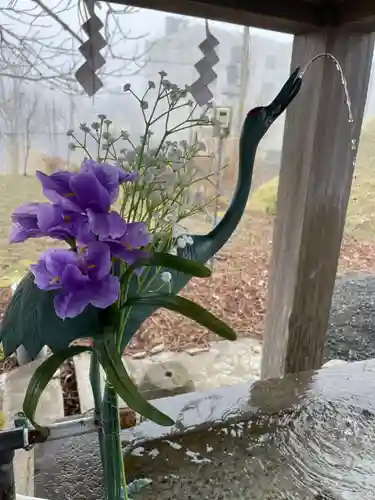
<box><xmin>124</xmin><ymin>360</ymin><xmax>375</xmax><ymax>500</ymax></box>
<box><xmin>35</xmin><ymin>360</ymin><xmax>375</xmax><ymax>499</ymax></box>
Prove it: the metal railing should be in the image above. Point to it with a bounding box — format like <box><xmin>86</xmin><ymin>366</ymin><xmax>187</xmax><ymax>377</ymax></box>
<box><xmin>0</xmin><ymin>415</ymin><xmax>99</xmax><ymax>499</ymax></box>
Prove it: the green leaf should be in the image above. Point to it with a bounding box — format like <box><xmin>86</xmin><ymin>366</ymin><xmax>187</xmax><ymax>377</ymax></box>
<box><xmin>95</xmin><ymin>339</ymin><xmax>174</xmax><ymax>427</ymax></box>
<box><xmin>121</xmin><ymin>251</ymin><xmax>211</xmax><ymax>286</ymax></box>
<box><xmin>0</xmin><ymin>272</ymin><xmax>102</xmax><ymax>357</ymax></box>
<box><xmin>125</xmin><ymin>294</ymin><xmax>237</xmax><ymax>341</ymax></box>
<box><xmin>23</xmin><ymin>346</ymin><xmax>91</xmax><ymax>436</ymax></box>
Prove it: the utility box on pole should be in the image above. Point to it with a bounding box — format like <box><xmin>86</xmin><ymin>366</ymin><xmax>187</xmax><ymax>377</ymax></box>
<box><xmin>213</xmin><ymin>106</ymin><xmax>232</xmax><ymax>138</ymax></box>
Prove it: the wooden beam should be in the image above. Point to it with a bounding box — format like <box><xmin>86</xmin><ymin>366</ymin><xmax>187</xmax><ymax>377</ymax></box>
<box><xmin>108</xmin><ymin>0</ymin><xmax>319</xmax><ymax>34</ymax></box>
<box><xmin>261</xmin><ymin>31</ymin><xmax>374</xmax><ymax>380</ymax></box>
<box><xmin>339</xmin><ymin>0</ymin><xmax>375</xmax><ymax>31</ymax></box>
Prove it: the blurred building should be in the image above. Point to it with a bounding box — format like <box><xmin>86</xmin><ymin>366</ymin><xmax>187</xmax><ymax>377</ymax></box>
<box><xmin>141</xmin><ymin>17</ymin><xmax>293</xmax><ymax>153</ymax></box>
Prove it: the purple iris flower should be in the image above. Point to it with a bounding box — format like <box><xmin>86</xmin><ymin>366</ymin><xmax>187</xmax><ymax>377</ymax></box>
<box><xmin>37</xmin><ymin>204</ymin><xmax>94</xmax><ymax>244</ymax></box>
<box><xmin>101</xmin><ymin>222</ymin><xmax>151</xmax><ymax>267</ymax></box>
<box><xmin>30</xmin><ymin>242</ymin><xmax>120</xmax><ymax>319</ymax></box>
<box><xmin>81</xmin><ymin>159</ymin><xmax>137</xmax><ymax>205</ymax></box>
<box><xmin>9</xmin><ymin>203</ymin><xmax>43</xmax><ymax>243</ymax></box>
<box><xmin>36</xmin><ymin>171</ymin><xmax>81</xmax><ymax>212</ymax></box>
<box><xmin>36</xmin><ymin>159</ymin><xmax>137</xmax><ymax>214</ymax></box>
<box><xmin>87</xmin><ymin>209</ymin><xmax>127</xmax><ymax>240</ymax></box>
<box><xmin>9</xmin><ymin>203</ymin><xmax>93</xmax><ymax>244</ymax></box>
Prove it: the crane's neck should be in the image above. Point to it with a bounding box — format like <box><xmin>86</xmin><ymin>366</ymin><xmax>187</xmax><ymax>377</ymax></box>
<box><xmin>200</xmin><ymin>127</ymin><xmax>257</xmax><ymax>261</ymax></box>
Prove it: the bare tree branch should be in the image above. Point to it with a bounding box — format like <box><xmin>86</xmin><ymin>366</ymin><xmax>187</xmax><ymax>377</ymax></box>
<box><xmin>0</xmin><ymin>0</ymin><xmax>152</xmax><ymax>92</ymax></box>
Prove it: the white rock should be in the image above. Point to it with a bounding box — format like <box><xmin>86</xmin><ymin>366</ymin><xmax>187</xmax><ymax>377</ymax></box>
<box><xmin>149</xmin><ymin>344</ymin><xmax>164</xmax><ymax>355</ymax></box>
<box><xmin>186</xmin><ymin>347</ymin><xmax>209</xmax><ymax>356</ymax></box>
<box><xmin>132</xmin><ymin>351</ymin><xmax>148</xmax><ymax>360</ymax></box>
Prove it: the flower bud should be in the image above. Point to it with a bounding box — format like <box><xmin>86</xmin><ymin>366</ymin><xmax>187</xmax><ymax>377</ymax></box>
<box><xmin>79</xmin><ymin>122</ymin><xmax>90</xmax><ymax>133</ymax></box>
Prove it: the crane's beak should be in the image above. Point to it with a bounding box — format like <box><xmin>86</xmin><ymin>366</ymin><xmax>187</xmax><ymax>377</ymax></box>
<box><xmin>267</xmin><ymin>67</ymin><xmax>302</xmax><ymax>120</ymax></box>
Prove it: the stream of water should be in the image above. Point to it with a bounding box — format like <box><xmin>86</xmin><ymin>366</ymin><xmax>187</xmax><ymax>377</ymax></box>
<box><xmin>299</xmin><ymin>52</ymin><xmax>358</xmax><ymax>161</ymax></box>
<box><xmin>299</xmin><ymin>53</ymin><xmax>353</xmax><ymax>124</ymax></box>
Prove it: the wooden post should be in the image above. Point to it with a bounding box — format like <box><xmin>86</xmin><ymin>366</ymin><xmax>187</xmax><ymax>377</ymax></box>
<box><xmin>261</xmin><ymin>32</ymin><xmax>375</xmax><ymax>380</ymax></box>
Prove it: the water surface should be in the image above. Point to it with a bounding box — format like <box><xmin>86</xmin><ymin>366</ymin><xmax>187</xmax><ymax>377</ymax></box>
<box><xmin>125</xmin><ymin>361</ymin><xmax>375</xmax><ymax>500</ymax></box>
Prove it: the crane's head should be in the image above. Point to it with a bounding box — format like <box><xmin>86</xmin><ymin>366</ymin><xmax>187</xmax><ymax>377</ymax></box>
<box><xmin>242</xmin><ymin>67</ymin><xmax>302</xmax><ymax>141</ymax></box>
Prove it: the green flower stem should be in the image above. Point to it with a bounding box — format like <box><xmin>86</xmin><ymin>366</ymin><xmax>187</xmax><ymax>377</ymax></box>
<box><xmin>93</xmin><ymin>302</ymin><xmax>129</xmax><ymax>500</ymax></box>
<box><xmin>102</xmin><ymin>382</ymin><xmax>128</xmax><ymax>500</ymax></box>
<box><xmin>89</xmin><ymin>352</ymin><xmax>109</xmax><ymax>492</ymax></box>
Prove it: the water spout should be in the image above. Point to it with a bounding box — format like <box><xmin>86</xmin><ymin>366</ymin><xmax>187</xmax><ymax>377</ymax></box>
<box><xmin>299</xmin><ymin>53</ymin><xmax>354</xmax><ymax>125</ymax></box>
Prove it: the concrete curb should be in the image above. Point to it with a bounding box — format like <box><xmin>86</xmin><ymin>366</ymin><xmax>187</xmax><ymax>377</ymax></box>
<box><xmin>3</xmin><ymin>359</ymin><xmax>64</xmax><ymax>497</ymax></box>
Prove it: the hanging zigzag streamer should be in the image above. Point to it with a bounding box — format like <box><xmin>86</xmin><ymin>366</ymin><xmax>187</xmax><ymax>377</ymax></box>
<box><xmin>189</xmin><ymin>19</ymin><xmax>219</xmax><ymax>106</ymax></box>
<box><xmin>75</xmin><ymin>0</ymin><xmax>107</xmax><ymax>97</ymax></box>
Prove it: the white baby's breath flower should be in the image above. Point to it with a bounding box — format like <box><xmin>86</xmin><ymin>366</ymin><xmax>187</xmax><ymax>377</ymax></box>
<box><xmin>184</xmin><ymin>235</ymin><xmax>194</xmax><ymax>246</ymax></box>
<box><xmin>177</xmin><ymin>237</ymin><xmax>187</xmax><ymax>249</ymax></box>
<box><xmin>102</xmin><ymin>131</ymin><xmax>111</xmax><ymax>140</ymax></box>
<box><xmin>162</xmin><ymin>79</ymin><xmax>171</xmax><ymax>89</ymax></box>
<box><xmin>79</xmin><ymin>122</ymin><xmax>89</xmax><ymax>132</ymax></box>
<box><xmin>169</xmin><ymin>247</ymin><xmax>177</xmax><ymax>256</ymax></box>
<box><xmin>161</xmin><ymin>271</ymin><xmax>172</xmax><ymax>283</ymax></box>
<box><xmin>68</xmin><ymin>142</ymin><xmax>76</xmax><ymax>150</ymax></box>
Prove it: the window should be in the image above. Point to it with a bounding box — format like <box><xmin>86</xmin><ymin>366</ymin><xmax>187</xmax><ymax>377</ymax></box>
<box><xmin>265</xmin><ymin>54</ymin><xmax>277</xmax><ymax>71</ymax></box>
